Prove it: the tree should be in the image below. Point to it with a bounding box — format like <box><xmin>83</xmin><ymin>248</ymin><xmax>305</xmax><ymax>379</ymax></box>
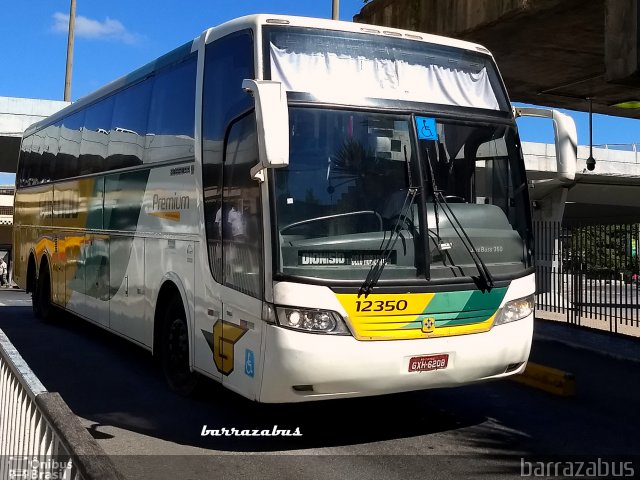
<box><xmin>566</xmin><ymin>224</ymin><xmax>640</xmax><ymax>281</ymax></box>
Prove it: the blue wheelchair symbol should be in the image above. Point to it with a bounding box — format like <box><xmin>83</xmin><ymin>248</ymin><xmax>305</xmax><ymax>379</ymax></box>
<box><xmin>415</xmin><ymin>117</ymin><xmax>438</xmax><ymax>140</ymax></box>
<box><xmin>245</xmin><ymin>349</ymin><xmax>255</xmax><ymax>378</ymax></box>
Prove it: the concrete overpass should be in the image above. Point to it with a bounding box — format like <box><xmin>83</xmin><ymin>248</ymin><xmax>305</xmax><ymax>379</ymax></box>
<box><xmin>356</xmin><ymin>0</ymin><xmax>640</xmax><ymax>120</ymax></box>
<box><xmin>0</xmin><ymin>97</ymin><xmax>68</xmax><ymax>250</ymax></box>
<box><xmin>0</xmin><ymin>96</ymin><xmax>69</xmax><ymax>173</ymax></box>
<box><xmin>525</xmin><ymin>141</ymin><xmax>640</xmax><ymax>223</ymax></box>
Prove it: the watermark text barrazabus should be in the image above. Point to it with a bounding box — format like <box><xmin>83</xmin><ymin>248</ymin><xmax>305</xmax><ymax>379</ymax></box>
<box><xmin>201</xmin><ymin>425</ymin><xmax>302</xmax><ymax>437</ymax></box>
<box><xmin>521</xmin><ymin>458</ymin><xmax>635</xmax><ymax>478</ymax></box>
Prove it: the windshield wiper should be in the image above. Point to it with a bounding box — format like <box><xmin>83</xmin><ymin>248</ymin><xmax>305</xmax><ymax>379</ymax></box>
<box><xmin>424</xmin><ymin>146</ymin><xmax>494</xmax><ymax>291</ymax></box>
<box><xmin>358</xmin><ymin>145</ymin><xmax>419</xmax><ymax>297</ymax></box>
<box><xmin>358</xmin><ymin>187</ymin><xmax>417</xmax><ymax>298</ymax></box>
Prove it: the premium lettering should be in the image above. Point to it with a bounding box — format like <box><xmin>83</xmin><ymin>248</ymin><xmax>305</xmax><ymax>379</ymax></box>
<box><xmin>152</xmin><ymin>193</ymin><xmax>190</xmax><ymax>211</ymax></box>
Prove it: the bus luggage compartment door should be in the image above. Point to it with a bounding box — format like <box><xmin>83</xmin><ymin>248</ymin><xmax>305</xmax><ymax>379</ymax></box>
<box><xmin>83</xmin><ymin>234</ymin><xmax>109</xmax><ymax>327</ymax></box>
<box><xmin>109</xmin><ymin>236</ymin><xmax>146</xmax><ymax>345</ymax></box>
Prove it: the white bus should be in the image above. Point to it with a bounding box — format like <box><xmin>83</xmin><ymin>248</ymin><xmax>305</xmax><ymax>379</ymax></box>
<box><xmin>13</xmin><ymin>15</ymin><xmax>576</xmax><ymax>402</ymax></box>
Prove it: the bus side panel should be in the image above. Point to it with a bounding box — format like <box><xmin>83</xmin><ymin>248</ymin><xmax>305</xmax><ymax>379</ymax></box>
<box><xmin>109</xmin><ymin>235</ymin><xmax>147</xmax><ymax>346</ymax></box>
<box><xmin>52</xmin><ymin>178</ymin><xmax>104</xmax><ymax>318</ymax></box>
<box><xmin>145</xmin><ymin>237</ymin><xmax>196</xmax><ymax>354</ymax></box>
<box><xmin>192</xmin><ymin>248</ymin><xmax>224</xmax><ymax>383</ymax></box>
<box><xmin>13</xmin><ymin>185</ymin><xmax>53</xmax><ymax>289</ymax></box>
<box><xmin>136</xmin><ymin>163</ymin><xmax>199</xmax><ymax>236</ymax></box>
<box><xmin>58</xmin><ymin>230</ymin><xmax>85</xmax><ymax>310</ymax></box>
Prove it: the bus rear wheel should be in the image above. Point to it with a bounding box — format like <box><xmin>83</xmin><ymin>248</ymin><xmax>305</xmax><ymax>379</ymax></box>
<box><xmin>35</xmin><ymin>266</ymin><xmax>54</xmax><ymax>322</ymax></box>
<box><xmin>31</xmin><ymin>273</ymin><xmax>42</xmax><ymax>319</ymax></box>
<box><xmin>161</xmin><ymin>296</ymin><xmax>199</xmax><ymax>396</ymax></box>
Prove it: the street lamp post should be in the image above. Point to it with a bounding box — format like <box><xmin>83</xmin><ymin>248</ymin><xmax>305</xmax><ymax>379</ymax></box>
<box><xmin>64</xmin><ymin>0</ymin><xmax>76</xmax><ymax>102</ymax></box>
<box><xmin>332</xmin><ymin>0</ymin><xmax>339</xmax><ymax>20</ymax></box>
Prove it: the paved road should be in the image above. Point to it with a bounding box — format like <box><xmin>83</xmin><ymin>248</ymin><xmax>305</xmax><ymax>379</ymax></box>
<box><xmin>1</xmin><ymin>288</ymin><xmax>640</xmax><ymax>479</ymax></box>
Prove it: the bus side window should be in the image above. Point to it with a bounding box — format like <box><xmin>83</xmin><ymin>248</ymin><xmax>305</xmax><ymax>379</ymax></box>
<box><xmin>29</xmin><ymin>131</ymin><xmax>45</xmax><ymax>185</ymax></box>
<box><xmin>82</xmin><ymin>97</ymin><xmax>114</xmax><ymax>176</ymax></box>
<box><xmin>59</xmin><ymin>111</ymin><xmax>85</xmax><ymax>181</ymax></box>
<box><xmin>43</xmin><ymin>123</ymin><xmax>61</xmax><ymax>184</ymax></box>
<box><xmin>17</xmin><ymin>136</ymin><xmax>32</xmax><ymax>188</ymax></box>
<box><xmin>108</xmin><ymin>79</ymin><xmax>152</xmax><ymax>170</ymax></box>
<box><xmin>145</xmin><ymin>55</ymin><xmax>196</xmax><ymax>165</ymax></box>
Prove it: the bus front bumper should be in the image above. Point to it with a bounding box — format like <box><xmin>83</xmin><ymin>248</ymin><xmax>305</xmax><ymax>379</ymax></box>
<box><xmin>258</xmin><ymin>315</ymin><xmax>533</xmax><ymax>403</ymax></box>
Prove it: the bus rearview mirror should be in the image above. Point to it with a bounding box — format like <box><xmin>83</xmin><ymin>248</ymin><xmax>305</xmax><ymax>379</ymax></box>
<box><xmin>513</xmin><ymin>107</ymin><xmax>577</xmax><ymax>184</ymax></box>
<box><xmin>242</xmin><ymin>79</ymin><xmax>289</xmax><ymax>179</ymax></box>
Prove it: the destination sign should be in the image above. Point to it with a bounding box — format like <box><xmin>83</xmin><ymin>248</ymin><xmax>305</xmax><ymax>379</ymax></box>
<box><xmin>299</xmin><ymin>251</ymin><xmax>397</xmax><ymax>266</ymax></box>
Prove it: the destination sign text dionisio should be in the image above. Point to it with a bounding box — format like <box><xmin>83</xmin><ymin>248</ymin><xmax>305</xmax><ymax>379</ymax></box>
<box><xmin>299</xmin><ymin>251</ymin><xmax>397</xmax><ymax>266</ymax></box>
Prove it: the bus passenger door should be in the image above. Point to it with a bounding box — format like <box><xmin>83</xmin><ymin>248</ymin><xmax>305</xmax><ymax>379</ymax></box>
<box><xmin>217</xmin><ymin>113</ymin><xmax>265</xmax><ymax>400</ymax></box>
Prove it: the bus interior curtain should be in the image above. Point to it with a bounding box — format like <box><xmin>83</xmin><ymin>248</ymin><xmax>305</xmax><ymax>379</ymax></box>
<box><xmin>269</xmin><ymin>43</ymin><xmax>500</xmax><ymax>110</ymax></box>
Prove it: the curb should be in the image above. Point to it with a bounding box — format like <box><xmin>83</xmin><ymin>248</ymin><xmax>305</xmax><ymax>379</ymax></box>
<box><xmin>511</xmin><ymin>361</ymin><xmax>576</xmax><ymax>396</ymax></box>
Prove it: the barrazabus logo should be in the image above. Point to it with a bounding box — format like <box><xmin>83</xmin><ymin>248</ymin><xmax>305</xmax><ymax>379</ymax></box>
<box><xmin>201</xmin><ymin>425</ymin><xmax>302</xmax><ymax>437</ymax></box>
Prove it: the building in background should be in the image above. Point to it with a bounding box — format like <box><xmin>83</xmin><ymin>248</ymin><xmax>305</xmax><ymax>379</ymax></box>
<box><xmin>0</xmin><ymin>184</ymin><xmax>14</xmax><ymax>282</ymax></box>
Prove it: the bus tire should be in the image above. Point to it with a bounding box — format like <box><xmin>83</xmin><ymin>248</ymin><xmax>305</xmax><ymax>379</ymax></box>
<box><xmin>27</xmin><ymin>255</ymin><xmax>40</xmax><ymax>317</ymax></box>
<box><xmin>161</xmin><ymin>295</ymin><xmax>199</xmax><ymax>396</ymax></box>
<box><xmin>31</xmin><ymin>276</ymin><xmax>42</xmax><ymax>319</ymax></box>
<box><xmin>36</xmin><ymin>263</ymin><xmax>54</xmax><ymax>322</ymax></box>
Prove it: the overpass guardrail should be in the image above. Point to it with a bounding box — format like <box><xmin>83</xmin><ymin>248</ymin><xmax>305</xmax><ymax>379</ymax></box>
<box><xmin>0</xmin><ymin>328</ymin><xmax>122</xmax><ymax>480</ymax></box>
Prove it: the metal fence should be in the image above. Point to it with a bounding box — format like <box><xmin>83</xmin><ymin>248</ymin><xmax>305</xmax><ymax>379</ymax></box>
<box><xmin>534</xmin><ymin>221</ymin><xmax>640</xmax><ymax>336</ymax></box>
<box><xmin>0</xmin><ymin>328</ymin><xmax>122</xmax><ymax>480</ymax></box>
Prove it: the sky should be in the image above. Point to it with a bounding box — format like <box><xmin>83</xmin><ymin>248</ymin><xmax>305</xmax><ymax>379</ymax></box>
<box><xmin>2</xmin><ymin>0</ymin><xmax>640</xmax><ymax>184</ymax></box>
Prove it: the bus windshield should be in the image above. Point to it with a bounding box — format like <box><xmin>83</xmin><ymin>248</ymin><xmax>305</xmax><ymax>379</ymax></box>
<box><xmin>272</xmin><ymin>107</ymin><xmax>531</xmax><ymax>283</ymax></box>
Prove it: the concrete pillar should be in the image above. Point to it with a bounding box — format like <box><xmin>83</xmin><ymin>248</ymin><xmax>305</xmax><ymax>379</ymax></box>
<box><xmin>532</xmin><ymin>186</ymin><xmax>569</xmax><ymax>296</ymax></box>
<box><xmin>605</xmin><ymin>0</ymin><xmax>640</xmax><ymax>85</ymax></box>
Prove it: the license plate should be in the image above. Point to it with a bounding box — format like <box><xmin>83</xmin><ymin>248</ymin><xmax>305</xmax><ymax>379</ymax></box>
<box><xmin>408</xmin><ymin>354</ymin><xmax>449</xmax><ymax>372</ymax></box>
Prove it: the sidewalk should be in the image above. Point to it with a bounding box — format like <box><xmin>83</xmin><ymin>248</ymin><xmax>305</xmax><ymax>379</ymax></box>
<box><xmin>533</xmin><ymin>317</ymin><xmax>640</xmax><ymax>364</ymax></box>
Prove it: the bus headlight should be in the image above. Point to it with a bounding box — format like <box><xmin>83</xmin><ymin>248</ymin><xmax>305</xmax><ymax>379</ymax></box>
<box><xmin>493</xmin><ymin>294</ymin><xmax>534</xmax><ymax>326</ymax></box>
<box><xmin>276</xmin><ymin>307</ymin><xmax>350</xmax><ymax>335</ymax></box>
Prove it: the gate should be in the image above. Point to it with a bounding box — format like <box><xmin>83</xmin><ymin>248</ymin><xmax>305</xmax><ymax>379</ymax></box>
<box><xmin>534</xmin><ymin>221</ymin><xmax>640</xmax><ymax>336</ymax></box>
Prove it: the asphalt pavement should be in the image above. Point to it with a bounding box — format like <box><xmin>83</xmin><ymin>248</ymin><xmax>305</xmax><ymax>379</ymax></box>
<box><xmin>533</xmin><ymin>317</ymin><xmax>640</xmax><ymax>364</ymax></box>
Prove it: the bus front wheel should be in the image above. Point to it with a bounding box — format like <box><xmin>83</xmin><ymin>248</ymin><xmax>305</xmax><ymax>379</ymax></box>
<box><xmin>161</xmin><ymin>296</ymin><xmax>200</xmax><ymax>396</ymax></box>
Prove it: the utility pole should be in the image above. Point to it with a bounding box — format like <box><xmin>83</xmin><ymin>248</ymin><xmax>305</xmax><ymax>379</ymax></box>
<box><xmin>332</xmin><ymin>0</ymin><xmax>339</xmax><ymax>20</ymax></box>
<box><xmin>64</xmin><ymin>0</ymin><xmax>76</xmax><ymax>101</ymax></box>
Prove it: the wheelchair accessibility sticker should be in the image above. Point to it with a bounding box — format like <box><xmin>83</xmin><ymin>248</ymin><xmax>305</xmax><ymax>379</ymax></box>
<box><xmin>416</xmin><ymin>117</ymin><xmax>438</xmax><ymax>140</ymax></box>
<box><xmin>245</xmin><ymin>349</ymin><xmax>255</xmax><ymax>378</ymax></box>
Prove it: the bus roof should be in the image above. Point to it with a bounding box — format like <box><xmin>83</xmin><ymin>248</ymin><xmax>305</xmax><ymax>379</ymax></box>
<box><xmin>204</xmin><ymin>14</ymin><xmax>491</xmax><ymax>54</ymax></box>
